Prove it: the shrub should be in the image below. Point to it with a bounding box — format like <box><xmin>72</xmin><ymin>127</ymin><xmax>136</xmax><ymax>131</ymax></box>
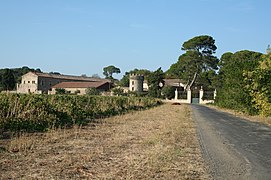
<box><xmin>0</xmin><ymin>94</ymin><xmax>162</xmax><ymax>132</ymax></box>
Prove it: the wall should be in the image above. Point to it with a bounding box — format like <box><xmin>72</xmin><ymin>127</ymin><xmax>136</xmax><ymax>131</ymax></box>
<box><xmin>17</xmin><ymin>73</ymin><xmax>38</xmax><ymax>93</ymax></box>
<box><xmin>129</xmin><ymin>75</ymin><xmax>144</xmax><ymax>92</ymax></box>
<box><xmin>51</xmin><ymin>87</ymin><xmax>86</xmax><ymax>95</ymax></box>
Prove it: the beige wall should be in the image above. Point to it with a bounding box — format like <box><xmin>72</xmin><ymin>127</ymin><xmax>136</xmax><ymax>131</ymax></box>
<box><xmin>129</xmin><ymin>75</ymin><xmax>144</xmax><ymax>92</ymax></box>
<box><xmin>17</xmin><ymin>73</ymin><xmax>39</xmax><ymax>93</ymax></box>
<box><xmin>51</xmin><ymin>87</ymin><xmax>87</xmax><ymax>95</ymax></box>
<box><xmin>17</xmin><ymin>72</ymin><xmax>95</xmax><ymax>94</ymax></box>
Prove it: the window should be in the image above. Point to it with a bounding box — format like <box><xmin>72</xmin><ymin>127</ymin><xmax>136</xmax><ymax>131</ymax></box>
<box><xmin>132</xmin><ymin>87</ymin><xmax>134</xmax><ymax>91</ymax></box>
<box><xmin>28</xmin><ymin>81</ymin><xmax>30</xmax><ymax>84</ymax></box>
<box><xmin>24</xmin><ymin>81</ymin><xmax>26</xmax><ymax>84</ymax></box>
<box><xmin>132</xmin><ymin>81</ymin><xmax>134</xmax><ymax>85</ymax></box>
<box><xmin>32</xmin><ymin>81</ymin><xmax>35</xmax><ymax>84</ymax></box>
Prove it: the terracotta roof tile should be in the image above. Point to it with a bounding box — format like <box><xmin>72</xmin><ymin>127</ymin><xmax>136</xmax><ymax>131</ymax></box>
<box><xmin>52</xmin><ymin>81</ymin><xmax>108</xmax><ymax>89</ymax></box>
<box><xmin>27</xmin><ymin>72</ymin><xmax>110</xmax><ymax>82</ymax></box>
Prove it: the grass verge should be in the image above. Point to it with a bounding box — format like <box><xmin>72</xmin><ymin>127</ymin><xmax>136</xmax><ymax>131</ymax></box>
<box><xmin>207</xmin><ymin>104</ymin><xmax>271</xmax><ymax>126</ymax></box>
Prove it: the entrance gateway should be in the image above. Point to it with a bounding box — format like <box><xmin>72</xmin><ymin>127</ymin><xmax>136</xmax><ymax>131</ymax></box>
<box><xmin>191</xmin><ymin>90</ymin><xmax>200</xmax><ymax>104</ymax></box>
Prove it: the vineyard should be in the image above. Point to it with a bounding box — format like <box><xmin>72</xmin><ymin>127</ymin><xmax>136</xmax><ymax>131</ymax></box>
<box><xmin>0</xmin><ymin>93</ymin><xmax>162</xmax><ymax>132</ymax></box>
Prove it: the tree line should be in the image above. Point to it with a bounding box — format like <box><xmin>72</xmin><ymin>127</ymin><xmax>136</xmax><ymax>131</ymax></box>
<box><xmin>0</xmin><ymin>66</ymin><xmax>41</xmax><ymax>91</ymax></box>
<box><xmin>2</xmin><ymin>35</ymin><xmax>271</xmax><ymax>116</ymax></box>
<box><xmin>119</xmin><ymin>35</ymin><xmax>271</xmax><ymax>116</ymax></box>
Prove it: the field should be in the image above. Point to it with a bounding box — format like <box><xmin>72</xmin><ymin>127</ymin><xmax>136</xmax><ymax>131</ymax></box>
<box><xmin>0</xmin><ymin>103</ymin><xmax>210</xmax><ymax>179</ymax></box>
<box><xmin>0</xmin><ymin>93</ymin><xmax>161</xmax><ymax>132</ymax></box>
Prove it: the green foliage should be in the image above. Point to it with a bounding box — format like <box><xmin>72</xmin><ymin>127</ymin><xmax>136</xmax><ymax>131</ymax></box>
<box><xmin>215</xmin><ymin>50</ymin><xmax>262</xmax><ymax>114</ymax></box>
<box><xmin>244</xmin><ymin>53</ymin><xmax>271</xmax><ymax>116</ymax></box>
<box><xmin>1</xmin><ymin>69</ymin><xmax>16</xmax><ymax>91</ymax></box>
<box><xmin>166</xmin><ymin>35</ymin><xmax>218</xmax><ymax>88</ymax></box>
<box><xmin>85</xmin><ymin>87</ymin><xmax>101</xmax><ymax>95</ymax></box>
<box><xmin>55</xmin><ymin>88</ymin><xmax>66</xmax><ymax>94</ymax></box>
<box><xmin>182</xmin><ymin>35</ymin><xmax>217</xmax><ymax>54</ymax></box>
<box><xmin>0</xmin><ymin>66</ymin><xmax>41</xmax><ymax>91</ymax></box>
<box><xmin>0</xmin><ymin>94</ymin><xmax>162</xmax><ymax>132</ymax></box>
<box><xmin>161</xmin><ymin>86</ymin><xmax>175</xmax><ymax>99</ymax></box>
<box><xmin>147</xmin><ymin>67</ymin><xmax>164</xmax><ymax>98</ymax></box>
<box><xmin>103</xmin><ymin>65</ymin><xmax>121</xmax><ymax>79</ymax></box>
<box><xmin>112</xmin><ymin>87</ymin><xmax>126</xmax><ymax>96</ymax></box>
<box><xmin>119</xmin><ymin>69</ymin><xmax>151</xmax><ymax>87</ymax></box>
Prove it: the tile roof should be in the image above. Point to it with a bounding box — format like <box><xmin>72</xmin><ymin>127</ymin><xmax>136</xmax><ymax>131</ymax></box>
<box><xmin>27</xmin><ymin>72</ymin><xmax>110</xmax><ymax>82</ymax></box>
<box><xmin>163</xmin><ymin>79</ymin><xmax>186</xmax><ymax>87</ymax></box>
<box><xmin>52</xmin><ymin>81</ymin><xmax>109</xmax><ymax>89</ymax></box>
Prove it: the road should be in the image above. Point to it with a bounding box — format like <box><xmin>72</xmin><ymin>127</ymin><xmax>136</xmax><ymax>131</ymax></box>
<box><xmin>192</xmin><ymin>105</ymin><xmax>271</xmax><ymax>180</ymax></box>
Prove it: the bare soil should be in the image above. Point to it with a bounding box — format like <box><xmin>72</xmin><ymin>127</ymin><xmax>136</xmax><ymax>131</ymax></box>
<box><xmin>0</xmin><ymin>104</ymin><xmax>210</xmax><ymax>179</ymax></box>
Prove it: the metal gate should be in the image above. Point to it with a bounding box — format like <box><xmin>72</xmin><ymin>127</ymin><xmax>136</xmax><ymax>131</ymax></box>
<box><xmin>192</xmin><ymin>91</ymin><xmax>199</xmax><ymax>104</ymax></box>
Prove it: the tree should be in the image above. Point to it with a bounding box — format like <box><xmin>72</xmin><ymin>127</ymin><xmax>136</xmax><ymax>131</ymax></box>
<box><xmin>112</xmin><ymin>87</ymin><xmax>126</xmax><ymax>96</ymax></box>
<box><xmin>244</xmin><ymin>52</ymin><xmax>271</xmax><ymax>116</ymax></box>
<box><xmin>147</xmin><ymin>67</ymin><xmax>164</xmax><ymax>98</ymax></box>
<box><xmin>91</xmin><ymin>74</ymin><xmax>101</xmax><ymax>79</ymax></box>
<box><xmin>85</xmin><ymin>87</ymin><xmax>100</xmax><ymax>95</ymax></box>
<box><xmin>103</xmin><ymin>65</ymin><xmax>121</xmax><ymax>79</ymax></box>
<box><xmin>267</xmin><ymin>45</ymin><xmax>271</xmax><ymax>54</ymax></box>
<box><xmin>55</xmin><ymin>88</ymin><xmax>66</xmax><ymax>94</ymax></box>
<box><xmin>167</xmin><ymin>35</ymin><xmax>219</xmax><ymax>89</ymax></box>
<box><xmin>215</xmin><ymin>50</ymin><xmax>262</xmax><ymax>114</ymax></box>
<box><xmin>161</xmin><ymin>86</ymin><xmax>175</xmax><ymax>99</ymax></box>
<box><xmin>119</xmin><ymin>68</ymin><xmax>151</xmax><ymax>87</ymax></box>
<box><xmin>1</xmin><ymin>68</ymin><xmax>16</xmax><ymax>91</ymax></box>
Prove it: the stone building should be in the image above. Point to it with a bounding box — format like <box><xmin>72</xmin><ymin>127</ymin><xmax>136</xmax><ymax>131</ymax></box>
<box><xmin>129</xmin><ymin>74</ymin><xmax>144</xmax><ymax>92</ymax></box>
<box><xmin>51</xmin><ymin>81</ymin><xmax>110</xmax><ymax>95</ymax></box>
<box><xmin>17</xmin><ymin>72</ymin><xmax>110</xmax><ymax>94</ymax></box>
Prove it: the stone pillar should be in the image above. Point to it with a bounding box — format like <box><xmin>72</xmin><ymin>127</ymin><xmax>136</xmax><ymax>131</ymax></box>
<box><xmin>174</xmin><ymin>88</ymin><xmax>178</xmax><ymax>100</ymax></box>
<box><xmin>199</xmin><ymin>87</ymin><xmax>204</xmax><ymax>104</ymax></box>
<box><xmin>187</xmin><ymin>88</ymin><xmax>191</xmax><ymax>104</ymax></box>
<box><xmin>214</xmin><ymin>89</ymin><xmax>217</xmax><ymax>99</ymax></box>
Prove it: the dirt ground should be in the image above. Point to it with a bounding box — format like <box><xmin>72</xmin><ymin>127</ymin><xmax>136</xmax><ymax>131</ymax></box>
<box><xmin>0</xmin><ymin>104</ymin><xmax>210</xmax><ymax>179</ymax></box>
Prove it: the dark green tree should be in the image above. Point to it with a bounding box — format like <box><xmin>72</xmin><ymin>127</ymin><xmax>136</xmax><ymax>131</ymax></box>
<box><xmin>161</xmin><ymin>86</ymin><xmax>175</xmax><ymax>99</ymax></box>
<box><xmin>215</xmin><ymin>50</ymin><xmax>262</xmax><ymax>114</ymax></box>
<box><xmin>167</xmin><ymin>35</ymin><xmax>219</xmax><ymax>89</ymax></box>
<box><xmin>55</xmin><ymin>88</ymin><xmax>66</xmax><ymax>94</ymax></box>
<box><xmin>103</xmin><ymin>65</ymin><xmax>121</xmax><ymax>79</ymax></box>
<box><xmin>147</xmin><ymin>67</ymin><xmax>164</xmax><ymax>98</ymax></box>
<box><xmin>1</xmin><ymin>68</ymin><xmax>16</xmax><ymax>91</ymax></box>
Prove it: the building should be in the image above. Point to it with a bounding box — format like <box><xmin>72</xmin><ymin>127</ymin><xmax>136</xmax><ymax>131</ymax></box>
<box><xmin>141</xmin><ymin>78</ymin><xmax>186</xmax><ymax>92</ymax></box>
<box><xmin>51</xmin><ymin>81</ymin><xmax>110</xmax><ymax>95</ymax></box>
<box><xmin>163</xmin><ymin>79</ymin><xmax>186</xmax><ymax>91</ymax></box>
<box><xmin>17</xmin><ymin>72</ymin><xmax>110</xmax><ymax>94</ymax></box>
<box><xmin>129</xmin><ymin>74</ymin><xmax>144</xmax><ymax>92</ymax></box>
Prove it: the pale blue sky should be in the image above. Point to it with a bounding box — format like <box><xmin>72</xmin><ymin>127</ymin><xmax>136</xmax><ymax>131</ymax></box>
<box><xmin>0</xmin><ymin>0</ymin><xmax>270</xmax><ymax>79</ymax></box>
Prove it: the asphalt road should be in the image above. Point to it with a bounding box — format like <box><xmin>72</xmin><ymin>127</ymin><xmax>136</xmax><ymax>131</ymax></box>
<box><xmin>192</xmin><ymin>105</ymin><xmax>271</xmax><ymax>180</ymax></box>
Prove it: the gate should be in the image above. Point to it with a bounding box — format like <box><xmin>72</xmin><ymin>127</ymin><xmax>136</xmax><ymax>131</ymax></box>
<box><xmin>191</xmin><ymin>91</ymin><xmax>199</xmax><ymax>104</ymax></box>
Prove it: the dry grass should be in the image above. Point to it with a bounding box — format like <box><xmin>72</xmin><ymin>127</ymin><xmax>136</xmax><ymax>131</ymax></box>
<box><xmin>0</xmin><ymin>104</ymin><xmax>210</xmax><ymax>179</ymax></box>
<box><xmin>207</xmin><ymin>105</ymin><xmax>271</xmax><ymax>126</ymax></box>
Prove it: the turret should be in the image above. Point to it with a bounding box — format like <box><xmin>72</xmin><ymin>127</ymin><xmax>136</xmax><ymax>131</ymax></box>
<box><xmin>129</xmin><ymin>74</ymin><xmax>144</xmax><ymax>92</ymax></box>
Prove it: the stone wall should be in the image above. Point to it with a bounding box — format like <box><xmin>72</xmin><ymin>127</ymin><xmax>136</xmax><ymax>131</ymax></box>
<box><xmin>17</xmin><ymin>73</ymin><xmax>39</xmax><ymax>93</ymax></box>
<box><xmin>129</xmin><ymin>74</ymin><xmax>144</xmax><ymax>92</ymax></box>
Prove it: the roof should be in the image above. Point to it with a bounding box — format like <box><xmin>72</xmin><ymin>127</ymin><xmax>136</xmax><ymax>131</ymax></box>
<box><xmin>25</xmin><ymin>72</ymin><xmax>110</xmax><ymax>82</ymax></box>
<box><xmin>52</xmin><ymin>81</ymin><xmax>109</xmax><ymax>89</ymax></box>
<box><xmin>163</xmin><ymin>79</ymin><xmax>186</xmax><ymax>87</ymax></box>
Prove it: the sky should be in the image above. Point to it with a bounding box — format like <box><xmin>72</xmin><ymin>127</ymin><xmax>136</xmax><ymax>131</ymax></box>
<box><xmin>0</xmin><ymin>0</ymin><xmax>270</xmax><ymax>79</ymax></box>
